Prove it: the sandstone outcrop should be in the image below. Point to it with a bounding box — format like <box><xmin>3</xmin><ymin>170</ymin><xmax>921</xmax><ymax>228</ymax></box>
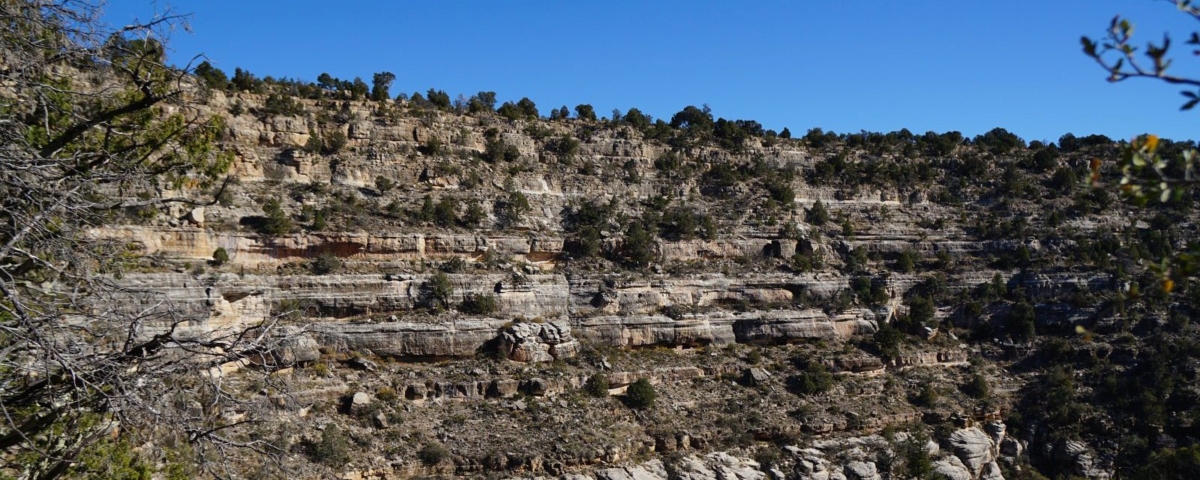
<box><xmin>496</xmin><ymin>320</ymin><xmax>580</xmax><ymax>362</ymax></box>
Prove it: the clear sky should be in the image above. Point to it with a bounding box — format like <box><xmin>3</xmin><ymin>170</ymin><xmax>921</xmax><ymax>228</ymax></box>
<box><xmin>103</xmin><ymin>1</ymin><xmax>1200</xmax><ymax>143</ymax></box>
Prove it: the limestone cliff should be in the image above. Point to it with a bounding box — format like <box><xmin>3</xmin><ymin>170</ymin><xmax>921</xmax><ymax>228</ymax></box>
<box><xmin>85</xmin><ymin>83</ymin><xmax>1199</xmax><ymax>480</ymax></box>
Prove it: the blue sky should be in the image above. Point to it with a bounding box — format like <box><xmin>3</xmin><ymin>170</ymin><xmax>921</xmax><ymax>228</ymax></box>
<box><xmin>105</xmin><ymin>1</ymin><xmax>1200</xmax><ymax>143</ymax></box>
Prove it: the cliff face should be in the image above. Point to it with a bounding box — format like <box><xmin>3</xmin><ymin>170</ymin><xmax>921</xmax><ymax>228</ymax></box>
<box><xmin>90</xmin><ymin>86</ymin><xmax>1196</xmax><ymax>479</ymax></box>
<box><xmin>111</xmin><ymin>266</ymin><xmax>883</xmax><ymax>361</ymax></box>
<box><xmin>97</xmin><ymin>89</ymin><xmax>1033</xmax><ymax>360</ymax></box>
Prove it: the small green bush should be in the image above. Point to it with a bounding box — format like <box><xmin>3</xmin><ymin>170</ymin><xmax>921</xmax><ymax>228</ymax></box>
<box><xmin>322</xmin><ymin>130</ymin><xmax>347</xmax><ymax>155</ymax></box>
<box><xmin>747</xmin><ymin>349</ymin><xmax>763</xmax><ymax>365</ymax></box>
<box><xmin>905</xmin><ymin>296</ymin><xmax>936</xmax><ymax>330</ymax></box>
<box><xmin>462</xmin><ymin>201</ymin><xmax>487</xmax><ymax>227</ymax></box>
<box><xmin>793</xmin><ymin>251</ymin><xmax>822</xmax><ymax>272</ymax></box>
<box><xmin>873</xmin><ymin>322</ymin><xmax>903</xmax><ymax>360</ymax></box>
<box><xmin>418</xmin><ymin>136</ymin><xmax>443</xmax><ymax>156</ymax></box>
<box><xmin>260</xmin><ymin>198</ymin><xmax>293</xmax><ymax>236</ymax></box>
<box><xmin>583</xmin><ymin>373</ymin><xmax>610</xmax><ymax>398</ymax></box>
<box><xmin>481</xmin><ymin>138</ymin><xmax>520</xmax><ymax>163</ymax></box>
<box><xmin>546</xmin><ymin>135</ymin><xmax>580</xmax><ymax>159</ymax></box>
<box><xmin>766</xmin><ymin>178</ymin><xmax>795</xmax><ymax>204</ymax></box>
<box><xmin>70</xmin><ymin>438</ymin><xmax>152</xmax><ymax>480</ymax></box>
<box><xmin>807</xmin><ymin>199</ymin><xmax>830</xmax><ymax>226</ymax></box>
<box><xmin>194</xmin><ymin>61</ymin><xmax>228</xmax><ymax>90</ymax></box>
<box><xmin>311</xmin><ymin>209</ymin><xmax>328</xmax><ymax>230</ymax></box>
<box><xmin>459</xmin><ymin>293</ymin><xmax>498</xmax><ymax>315</ymax></box>
<box><xmin>375</xmin><ymin>176</ymin><xmax>395</xmax><ymax>193</ymax></box>
<box><xmin>427</xmin><ymin>272</ymin><xmax>453</xmax><ymax>309</ymax></box>
<box><xmin>262</xmin><ymin>93</ymin><xmax>305</xmax><ymax>117</ymax></box>
<box><xmin>895</xmin><ymin>249</ymin><xmax>916</xmax><ymax>273</ymax></box>
<box><xmin>439</xmin><ymin>257</ymin><xmax>468</xmax><ymax>273</ymax></box>
<box><xmin>621</xmin><ymin>222</ymin><xmax>657</xmax><ymax>268</ymax></box>
<box><xmin>791</xmin><ymin>361</ymin><xmax>834</xmax><ymax>395</ymax></box>
<box><xmin>303</xmin><ymin>133</ymin><xmax>323</xmax><ymax>153</ymax></box>
<box><xmin>418</xmin><ymin>442</ymin><xmax>451</xmax><ymax>466</ymax></box>
<box><xmin>1009</xmin><ymin>300</ymin><xmax>1037</xmax><ymax>342</ymax></box>
<box><xmin>841</xmin><ymin>217</ymin><xmax>854</xmax><ymax>237</ymax></box>
<box><xmin>964</xmin><ymin>373</ymin><xmax>991</xmax><ymax>400</ymax></box>
<box><xmin>211</xmin><ymin>247</ymin><xmax>229</xmax><ymax>266</ymax></box>
<box><xmin>415</xmin><ymin>195</ymin><xmax>436</xmax><ymax>223</ymax></box>
<box><xmin>307</xmin><ymin>424</ymin><xmax>350</xmax><ymax>466</ymax></box>
<box><xmin>497</xmin><ymin>189</ymin><xmax>530</xmax><ymax>229</ymax></box>
<box><xmin>433</xmin><ymin>196</ymin><xmax>459</xmax><ymax>227</ymax></box>
<box><xmin>575</xmin><ymin>104</ymin><xmax>597</xmax><ymax>121</ymax></box>
<box><xmin>310</xmin><ymin>252</ymin><xmax>342</xmax><ymax>275</ymax></box>
<box><xmin>376</xmin><ymin>386</ymin><xmax>399</xmax><ymax>403</ymax></box>
<box><xmin>914</xmin><ymin>384</ymin><xmax>940</xmax><ymax>407</ymax></box>
<box><xmin>625</xmin><ymin>378</ymin><xmax>656</xmax><ymax>409</ymax></box>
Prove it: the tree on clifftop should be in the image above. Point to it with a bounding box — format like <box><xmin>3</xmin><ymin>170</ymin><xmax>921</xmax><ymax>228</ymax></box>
<box><xmin>575</xmin><ymin>104</ymin><xmax>597</xmax><ymax>121</ymax></box>
<box><xmin>371</xmin><ymin>71</ymin><xmax>395</xmax><ymax>101</ymax></box>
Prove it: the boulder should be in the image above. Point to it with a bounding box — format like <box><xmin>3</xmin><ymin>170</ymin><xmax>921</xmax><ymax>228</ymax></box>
<box><xmin>843</xmin><ymin>461</ymin><xmax>880</xmax><ymax>480</ymax></box>
<box><xmin>1060</xmin><ymin>440</ymin><xmax>1107</xmax><ymax>478</ymax></box>
<box><xmin>932</xmin><ymin>455</ymin><xmax>971</xmax><ymax>480</ymax></box>
<box><xmin>348</xmin><ymin>356</ymin><xmax>378</xmax><ymax>371</ymax></box>
<box><xmin>595</xmin><ymin>459</ymin><xmax>668</xmax><ymax>480</ymax></box>
<box><xmin>487</xmin><ymin>379</ymin><xmax>519</xmax><ymax>398</ymax></box>
<box><xmin>522</xmin><ymin>377</ymin><xmax>550</xmax><ymax>396</ymax></box>
<box><xmin>948</xmin><ymin>427</ymin><xmax>996</xmax><ymax>476</ymax></box>
<box><xmin>981</xmin><ymin>461</ymin><xmax>1005</xmax><ymax>480</ymax></box>
<box><xmin>1000</xmin><ymin>437</ymin><xmax>1023</xmax><ymax>458</ymax></box>
<box><xmin>405</xmin><ymin>384</ymin><xmax>427</xmax><ymax>401</ymax></box>
<box><xmin>496</xmin><ymin>320</ymin><xmax>580</xmax><ymax>362</ymax></box>
<box><xmin>675</xmin><ymin>453</ymin><xmax>765</xmax><ymax>480</ymax></box>
<box><xmin>372</xmin><ymin>411</ymin><xmax>388</xmax><ymax>429</ymax></box>
<box><xmin>183</xmin><ymin>207</ymin><xmax>205</xmax><ymax>227</ymax></box>
<box><xmin>984</xmin><ymin>421</ymin><xmax>1006</xmax><ymax>446</ymax></box>
<box><xmin>349</xmin><ymin>391</ymin><xmax>371</xmax><ymax>412</ymax></box>
<box><xmin>742</xmin><ymin>368</ymin><xmax>772</xmax><ymax>387</ymax></box>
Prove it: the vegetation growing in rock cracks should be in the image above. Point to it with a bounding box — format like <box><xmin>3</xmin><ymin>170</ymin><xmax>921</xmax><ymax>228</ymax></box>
<box><xmin>9</xmin><ymin>1</ymin><xmax>1200</xmax><ymax>478</ymax></box>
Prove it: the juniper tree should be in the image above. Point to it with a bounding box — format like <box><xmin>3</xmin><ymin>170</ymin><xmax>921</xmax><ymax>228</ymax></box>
<box><xmin>370</xmin><ymin>71</ymin><xmax>395</xmax><ymax>102</ymax></box>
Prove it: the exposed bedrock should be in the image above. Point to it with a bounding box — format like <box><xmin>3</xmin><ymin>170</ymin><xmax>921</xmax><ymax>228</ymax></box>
<box><xmin>112</xmin><ymin>270</ymin><xmax>890</xmax><ymax>361</ymax></box>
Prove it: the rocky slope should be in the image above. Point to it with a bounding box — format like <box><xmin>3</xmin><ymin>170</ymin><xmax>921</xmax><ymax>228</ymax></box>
<box><xmin>93</xmin><ymin>81</ymin><xmax>1200</xmax><ymax>479</ymax></box>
